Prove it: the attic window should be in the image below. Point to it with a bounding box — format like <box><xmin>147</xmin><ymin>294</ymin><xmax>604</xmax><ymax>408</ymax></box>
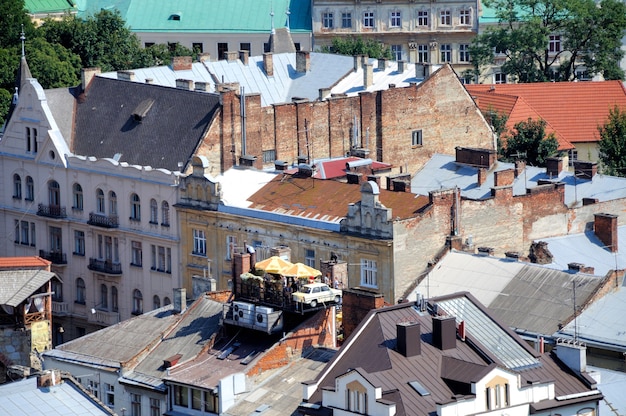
<box><xmin>132</xmin><ymin>99</ymin><xmax>155</xmax><ymax>122</ymax></box>
<box><xmin>408</xmin><ymin>381</ymin><xmax>430</xmax><ymax>396</ymax></box>
<box><xmin>169</xmin><ymin>13</ymin><xmax>181</xmax><ymax>21</ymax></box>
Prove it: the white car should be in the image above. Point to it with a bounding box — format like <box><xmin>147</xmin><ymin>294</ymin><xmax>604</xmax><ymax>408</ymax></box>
<box><xmin>292</xmin><ymin>282</ymin><xmax>342</xmax><ymax>308</ymax></box>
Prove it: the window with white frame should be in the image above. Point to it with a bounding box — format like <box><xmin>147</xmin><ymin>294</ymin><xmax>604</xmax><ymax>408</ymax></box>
<box><xmin>26</xmin><ymin>127</ymin><xmax>38</xmax><ymax>153</ymax></box>
<box><xmin>109</xmin><ymin>191</ymin><xmax>117</xmax><ymax>215</ymax></box>
<box><xmin>305</xmin><ymin>249</ymin><xmax>316</xmax><ymax>268</ymax></box>
<box><xmin>439</xmin><ymin>9</ymin><xmax>451</xmax><ymax>26</ymax></box>
<box><xmin>391</xmin><ymin>45</ymin><xmax>402</xmax><ymax>60</ymax></box>
<box><xmin>153</xmin><ymin>295</ymin><xmax>160</xmax><ymax>310</ymax></box>
<box><xmin>51</xmin><ymin>279</ymin><xmax>62</xmax><ymax>302</ymax></box>
<box><xmin>363</xmin><ymin>11</ymin><xmax>374</xmax><ymax>28</ymax></box>
<box><xmin>486</xmin><ymin>383</ymin><xmax>510</xmax><ymax>410</ymax></box>
<box><xmin>99</xmin><ymin>235</ymin><xmax>119</xmax><ymax>263</ymax></box>
<box><xmin>161</xmin><ymin>201</ymin><xmax>169</xmax><ymax>226</ymax></box>
<box><xmin>418</xmin><ymin>44</ymin><xmax>429</xmax><ymax>62</ymax></box>
<box><xmin>100</xmin><ymin>284</ymin><xmax>108</xmax><ymax>309</ymax></box>
<box><xmin>390</xmin><ymin>11</ymin><xmax>401</xmax><ymax>27</ymax></box>
<box><xmin>111</xmin><ymin>286</ymin><xmax>118</xmax><ymax>312</ymax></box>
<box><xmin>105</xmin><ymin>383</ymin><xmax>115</xmax><ymax>408</ymax></box>
<box><xmin>440</xmin><ymin>44</ymin><xmax>452</xmax><ymax>62</ymax></box>
<box><xmin>76</xmin><ymin>277</ymin><xmax>86</xmax><ymax>304</ymax></box>
<box><xmin>342</xmin><ymin>12</ymin><xmax>352</xmax><ymax>28</ymax></box>
<box><xmin>174</xmin><ymin>385</ymin><xmax>189</xmax><ymax>407</ymax></box>
<box><xmin>150</xmin><ymin>199</ymin><xmax>158</xmax><ymax>223</ymax></box>
<box><xmin>549</xmin><ymin>35</ymin><xmax>561</xmax><ymax>53</ymax></box>
<box><xmin>96</xmin><ymin>188</ymin><xmax>105</xmax><ymax>213</ymax></box>
<box><xmin>150</xmin><ymin>398</ymin><xmax>161</xmax><ymax>416</ymax></box>
<box><xmin>25</xmin><ymin>176</ymin><xmax>34</xmax><ymax>201</ymax></box>
<box><xmin>226</xmin><ymin>235</ymin><xmax>237</xmax><ymax>260</ymax></box>
<box><xmin>151</xmin><ymin>245</ymin><xmax>171</xmax><ymax>273</ymax></box>
<box><xmin>133</xmin><ymin>289</ymin><xmax>143</xmax><ymax>314</ymax></box>
<box><xmin>361</xmin><ymin>259</ymin><xmax>377</xmax><ymax>287</ymax></box>
<box><xmin>459</xmin><ymin>44</ymin><xmax>470</xmax><ymax>62</ymax></box>
<box><xmin>459</xmin><ymin>7</ymin><xmax>472</xmax><ymax>25</ymax></box>
<box><xmin>130</xmin><ymin>193</ymin><xmax>141</xmax><ymax>221</ymax></box>
<box><xmin>412</xmin><ymin>130</ymin><xmax>423</xmax><ymax>146</ymax></box>
<box><xmin>88</xmin><ymin>379</ymin><xmax>99</xmax><ymax>398</ymax></box>
<box><xmin>494</xmin><ymin>72</ymin><xmax>507</xmax><ymax>84</ymax></box>
<box><xmin>347</xmin><ymin>388</ymin><xmax>368</xmax><ymax>413</ymax></box>
<box><xmin>323</xmin><ymin>12</ymin><xmax>334</xmax><ymax>29</ymax></box>
<box><xmin>568</xmin><ymin>148</ymin><xmax>578</xmax><ymax>166</ymax></box>
<box><xmin>73</xmin><ymin>183</ymin><xmax>83</xmax><ymax>210</ymax></box>
<box><xmin>417</xmin><ymin>10</ymin><xmax>428</xmax><ymax>26</ymax></box>
<box><xmin>74</xmin><ymin>230</ymin><xmax>85</xmax><ymax>255</ymax></box>
<box><xmin>193</xmin><ymin>229</ymin><xmax>206</xmax><ymax>255</ymax></box>
<box><xmin>13</xmin><ymin>174</ymin><xmax>21</xmax><ymax>199</ymax></box>
<box><xmin>14</xmin><ymin>220</ymin><xmax>35</xmax><ymax>245</ymax></box>
<box><xmin>262</xmin><ymin>149</ymin><xmax>276</xmax><ymax>163</ymax></box>
<box><xmin>131</xmin><ymin>393</ymin><xmax>142</xmax><ymax>416</ymax></box>
<box><xmin>131</xmin><ymin>241</ymin><xmax>142</xmax><ymax>266</ymax></box>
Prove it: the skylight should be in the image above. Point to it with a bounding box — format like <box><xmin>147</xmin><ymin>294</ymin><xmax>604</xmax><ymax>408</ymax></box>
<box><xmin>408</xmin><ymin>381</ymin><xmax>430</xmax><ymax>396</ymax></box>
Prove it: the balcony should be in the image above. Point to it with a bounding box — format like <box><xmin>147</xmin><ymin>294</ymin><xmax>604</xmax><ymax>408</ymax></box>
<box><xmin>88</xmin><ymin>258</ymin><xmax>122</xmax><ymax>275</ymax></box>
<box><xmin>88</xmin><ymin>212</ymin><xmax>119</xmax><ymax>228</ymax></box>
<box><xmin>37</xmin><ymin>204</ymin><xmax>67</xmax><ymax>218</ymax></box>
<box><xmin>39</xmin><ymin>250</ymin><xmax>67</xmax><ymax>264</ymax></box>
<box><xmin>51</xmin><ymin>301</ymin><xmax>69</xmax><ymax>315</ymax></box>
<box><xmin>88</xmin><ymin>309</ymin><xmax>119</xmax><ymax>326</ymax></box>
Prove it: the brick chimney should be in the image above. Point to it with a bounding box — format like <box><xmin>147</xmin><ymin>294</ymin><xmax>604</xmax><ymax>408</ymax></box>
<box><xmin>296</xmin><ymin>50</ymin><xmax>310</xmax><ymax>73</ymax></box>
<box><xmin>342</xmin><ymin>288</ymin><xmax>385</xmax><ymax>340</ymax></box>
<box><xmin>172</xmin><ymin>56</ymin><xmax>193</xmax><ymax>71</ymax></box>
<box><xmin>574</xmin><ymin>161</ymin><xmax>598</xmax><ymax>179</ymax></box>
<box><xmin>477</xmin><ymin>168</ymin><xmax>488</xmax><ymax>186</ymax></box>
<box><xmin>545</xmin><ymin>157</ymin><xmax>563</xmax><ymax>178</ymax></box>
<box><xmin>455</xmin><ymin>147</ymin><xmax>496</xmax><ymax>168</ymax></box>
<box><xmin>494</xmin><ymin>169</ymin><xmax>514</xmax><ymax>187</ymax></box>
<box><xmin>363</xmin><ymin>63</ymin><xmax>373</xmax><ymax>89</ymax></box>
<box><xmin>173</xmin><ymin>288</ymin><xmax>187</xmax><ymax>314</ymax></box>
<box><xmin>319</xmin><ymin>87</ymin><xmax>331</xmax><ymax>100</ymax></box>
<box><xmin>432</xmin><ymin>316</ymin><xmax>456</xmax><ymax>350</ymax></box>
<box><xmin>239</xmin><ymin>50</ymin><xmax>249</xmax><ymax>65</ymax></box>
<box><xmin>514</xmin><ymin>160</ymin><xmax>526</xmax><ymax>177</ymax></box>
<box><xmin>263</xmin><ymin>52</ymin><xmax>274</xmax><ymax>76</ymax></box>
<box><xmin>568</xmin><ymin>262</ymin><xmax>595</xmax><ymax>274</ymax></box>
<box><xmin>81</xmin><ymin>67</ymin><xmax>101</xmax><ymax>93</ymax></box>
<box><xmin>197</xmin><ymin>52</ymin><xmax>211</xmax><ymax>62</ymax></box>
<box><xmin>117</xmin><ymin>70</ymin><xmax>135</xmax><ymax>81</ymax></box>
<box><xmin>176</xmin><ymin>79</ymin><xmax>194</xmax><ymax>90</ymax></box>
<box><xmin>225</xmin><ymin>51</ymin><xmax>238</xmax><ymax>61</ymax></box>
<box><xmin>397</xmin><ymin>322</ymin><xmax>421</xmax><ymax>357</ymax></box>
<box><xmin>594</xmin><ymin>213</ymin><xmax>618</xmax><ymax>252</ymax></box>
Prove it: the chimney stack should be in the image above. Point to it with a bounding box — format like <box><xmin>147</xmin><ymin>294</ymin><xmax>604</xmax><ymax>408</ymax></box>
<box><xmin>263</xmin><ymin>52</ymin><xmax>274</xmax><ymax>77</ymax></box>
<box><xmin>117</xmin><ymin>70</ymin><xmax>136</xmax><ymax>81</ymax></box>
<box><xmin>172</xmin><ymin>56</ymin><xmax>193</xmax><ymax>71</ymax></box>
<box><xmin>574</xmin><ymin>161</ymin><xmax>598</xmax><ymax>179</ymax></box>
<box><xmin>594</xmin><ymin>213</ymin><xmax>618</xmax><ymax>253</ymax></box>
<box><xmin>173</xmin><ymin>288</ymin><xmax>187</xmax><ymax>313</ymax></box>
<box><xmin>195</xmin><ymin>81</ymin><xmax>209</xmax><ymax>92</ymax></box>
<box><xmin>319</xmin><ymin>87</ymin><xmax>331</xmax><ymax>100</ymax></box>
<box><xmin>477</xmin><ymin>168</ymin><xmax>487</xmax><ymax>186</ymax></box>
<box><xmin>555</xmin><ymin>339</ymin><xmax>587</xmax><ymax>374</ymax></box>
<box><xmin>354</xmin><ymin>55</ymin><xmax>363</xmax><ymax>71</ymax></box>
<box><xmin>81</xmin><ymin>67</ymin><xmax>101</xmax><ymax>93</ymax></box>
<box><xmin>378</xmin><ymin>58</ymin><xmax>386</xmax><ymax>71</ymax></box>
<box><xmin>397</xmin><ymin>60</ymin><xmax>406</xmax><ymax>73</ymax></box>
<box><xmin>397</xmin><ymin>322</ymin><xmax>421</xmax><ymax>357</ymax></box>
<box><xmin>145</xmin><ymin>78</ymin><xmax>153</xmax><ymax>84</ymax></box>
<box><xmin>225</xmin><ymin>51</ymin><xmax>238</xmax><ymax>61</ymax></box>
<box><xmin>197</xmin><ymin>53</ymin><xmax>211</xmax><ymax>62</ymax></box>
<box><xmin>546</xmin><ymin>157</ymin><xmax>563</xmax><ymax>178</ymax></box>
<box><xmin>363</xmin><ymin>63</ymin><xmax>373</xmax><ymax>89</ymax></box>
<box><xmin>432</xmin><ymin>316</ymin><xmax>456</xmax><ymax>350</ymax></box>
<box><xmin>176</xmin><ymin>79</ymin><xmax>194</xmax><ymax>90</ymax></box>
<box><xmin>239</xmin><ymin>50</ymin><xmax>249</xmax><ymax>65</ymax></box>
<box><xmin>296</xmin><ymin>50</ymin><xmax>310</xmax><ymax>73</ymax></box>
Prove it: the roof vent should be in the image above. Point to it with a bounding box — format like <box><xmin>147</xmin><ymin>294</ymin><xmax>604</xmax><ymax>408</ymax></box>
<box><xmin>169</xmin><ymin>13</ymin><xmax>181</xmax><ymax>21</ymax></box>
<box><xmin>163</xmin><ymin>354</ymin><xmax>182</xmax><ymax>368</ymax></box>
<box><xmin>132</xmin><ymin>99</ymin><xmax>155</xmax><ymax>122</ymax></box>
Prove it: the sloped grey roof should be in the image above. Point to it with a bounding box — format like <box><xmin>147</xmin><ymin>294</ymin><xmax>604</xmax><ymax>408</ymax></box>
<box><xmin>0</xmin><ymin>376</ymin><xmax>112</xmax><ymax>415</ymax></box>
<box><xmin>44</xmin><ymin>86</ymin><xmax>78</xmax><ymax>143</ymax></box>
<box><xmin>411</xmin><ymin>251</ymin><xmax>605</xmax><ymax>336</ymax></box>
<box><xmin>73</xmin><ymin>77</ymin><xmax>221</xmax><ymax>171</ymax></box>
<box><xmin>0</xmin><ymin>270</ymin><xmax>55</xmax><ymax>307</ymax></box>
<box><xmin>411</xmin><ymin>154</ymin><xmax>626</xmax><ymax>207</ymax></box>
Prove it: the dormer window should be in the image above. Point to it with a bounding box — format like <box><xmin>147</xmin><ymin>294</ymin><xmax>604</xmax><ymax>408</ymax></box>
<box><xmin>169</xmin><ymin>13</ymin><xmax>181</xmax><ymax>21</ymax></box>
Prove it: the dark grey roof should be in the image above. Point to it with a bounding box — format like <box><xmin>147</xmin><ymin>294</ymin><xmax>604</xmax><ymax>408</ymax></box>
<box><xmin>73</xmin><ymin>77</ymin><xmax>221</xmax><ymax>171</ymax></box>
<box><xmin>0</xmin><ymin>270</ymin><xmax>55</xmax><ymax>307</ymax></box>
<box><xmin>306</xmin><ymin>293</ymin><xmax>600</xmax><ymax>415</ymax></box>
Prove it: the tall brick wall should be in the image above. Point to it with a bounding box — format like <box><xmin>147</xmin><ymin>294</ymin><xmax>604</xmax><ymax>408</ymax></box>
<box><xmin>247</xmin><ymin>308</ymin><xmax>336</xmax><ymax>376</ymax></box>
<box><xmin>342</xmin><ymin>288</ymin><xmax>386</xmax><ymax>340</ymax></box>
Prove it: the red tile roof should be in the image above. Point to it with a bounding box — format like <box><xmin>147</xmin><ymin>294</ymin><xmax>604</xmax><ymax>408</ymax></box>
<box><xmin>0</xmin><ymin>257</ymin><xmax>51</xmax><ymax>270</ymax></box>
<box><xmin>247</xmin><ymin>176</ymin><xmax>430</xmax><ymax>222</ymax></box>
<box><xmin>285</xmin><ymin>157</ymin><xmax>393</xmax><ymax>180</ymax></box>
<box><xmin>467</xmin><ymin>81</ymin><xmax>626</xmax><ymax>144</ymax></box>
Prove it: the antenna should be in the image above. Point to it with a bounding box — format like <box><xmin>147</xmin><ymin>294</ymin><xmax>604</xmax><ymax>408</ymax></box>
<box><xmin>572</xmin><ymin>280</ymin><xmax>578</xmax><ymax>342</ymax></box>
<box><xmin>20</xmin><ymin>24</ymin><xmax>25</xmax><ymax>58</ymax></box>
<box><xmin>285</xmin><ymin>8</ymin><xmax>291</xmax><ymax>32</ymax></box>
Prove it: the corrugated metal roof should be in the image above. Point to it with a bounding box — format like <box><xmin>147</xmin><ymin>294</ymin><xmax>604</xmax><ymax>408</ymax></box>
<box><xmin>216</xmin><ymin>167</ymin><xmax>279</xmax><ymax>208</ymax></box>
<box><xmin>0</xmin><ymin>377</ymin><xmax>111</xmax><ymax>415</ymax></box>
<box><xmin>412</xmin><ymin>251</ymin><xmax>605</xmax><ymax>336</ymax></box>
<box><xmin>411</xmin><ymin>153</ymin><xmax>626</xmax><ymax>207</ymax></box>
<box><xmin>25</xmin><ymin>0</ymin><xmax>76</xmax><ymax>14</ymax></box>
<box><xmin>540</xmin><ymin>227</ymin><xmax>626</xmax><ymax>276</ymax></box>
<box><xmin>588</xmin><ymin>366</ymin><xmax>626</xmax><ymax>415</ymax></box>
<box><xmin>0</xmin><ymin>270</ymin><xmax>55</xmax><ymax>307</ymax></box>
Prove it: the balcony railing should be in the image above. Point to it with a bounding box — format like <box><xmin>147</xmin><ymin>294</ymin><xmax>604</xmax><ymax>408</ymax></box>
<box><xmin>88</xmin><ymin>258</ymin><xmax>122</xmax><ymax>275</ymax></box>
<box><xmin>88</xmin><ymin>309</ymin><xmax>120</xmax><ymax>326</ymax></box>
<box><xmin>39</xmin><ymin>250</ymin><xmax>67</xmax><ymax>264</ymax></box>
<box><xmin>51</xmin><ymin>301</ymin><xmax>69</xmax><ymax>315</ymax></box>
<box><xmin>88</xmin><ymin>212</ymin><xmax>119</xmax><ymax>228</ymax></box>
<box><xmin>37</xmin><ymin>204</ymin><xmax>67</xmax><ymax>218</ymax></box>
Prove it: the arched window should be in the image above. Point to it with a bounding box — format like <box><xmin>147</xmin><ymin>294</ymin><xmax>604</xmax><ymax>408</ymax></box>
<box><xmin>96</xmin><ymin>188</ymin><xmax>105</xmax><ymax>213</ymax></box>
<box><xmin>25</xmin><ymin>176</ymin><xmax>34</xmax><ymax>201</ymax></box>
<box><xmin>109</xmin><ymin>191</ymin><xmax>117</xmax><ymax>215</ymax></box>
<box><xmin>51</xmin><ymin>278</ymin><xmax>63</xmax><ymax>302</ymax></box>
<box><xmin>76</xmin><ymin>278</ymin><xmax>86</xmax><ymax>304</ymax></box>
<box><xmin>161</xmin><ymin>201</ymin><xmax>170</xmax><ymax>226</ymax></box>
<box><xmin>111</xmin><ymin>286</ymin><xmax>118</xmax><ymax>312</ymax></box>
<box><xmin>48</xmin><ymin>180</ymin><xmax>60</xmax><ymax>206</ymax></box>
<box><xmin>73</xmin><ymin>183</ymin><xmax>83</xmax><ymax>210</ymax></box>
<box><xmin>13</xmin><ymin>174</ymin><xmax>21</xmax><ymax>199</ymax></box>
<box><xmin>163</xmin><ymin>297</ymin><xmax>171</xmax><ymax>306</ymax></box>
<box><xmin>130</xmin><ymin>194</ymin><xmax>141</xmax><ymax>221</ymax></box>
<box><xmin>100</xmin><ymin>284</ymin><xmax>108</xmax><ymax>309</ymax></box>
<box><xmin>150</xmin><ymin>199</ymin><xmax>158</xmax><ymax>223</ymax></box>
<box><xmin>153</xmin><ymin>295</ymin><xmax>161</xmax><ymax>310</ymax></box>
<box><xmin>133</xmin><ymin>289</ymin><xmax>143</xmax><ymax>314</ymax></box>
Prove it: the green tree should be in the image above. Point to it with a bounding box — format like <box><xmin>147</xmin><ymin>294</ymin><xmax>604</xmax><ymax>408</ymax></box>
<box><xmin>27</xmin><ymin>37</ymin><xmax>81</xmax><ymax>88</ymax></box>
<box><xmin>503</xmin><ymin>118</ymin><xmax>558</xmax><ymax>166</ymax></box>
<box><xmin>470</xmin><ymin>0</ymin><xmax>626</xmax><ymax>82</ymax></box>
<box><xmin>321</xmin><ymin>36</ymin><xmax>393</xmax><ymax>60</ymax></box>
<box><xmin>0</xmin><ymin>88</ymin><xmax>11</xmax><ymax>127</ymax></box>
<box><xmin>0</xmin><ymin>0</ymin><xmax>35</xmax><ymax>49</ymax></box>
<box><xmin>598</xmin><ymin>106</ymin><xmax>626</xmax><ymax>176</ymax></box>
<box><xmin>483</xmin><ymin>108</ymin><xmax>509</xmax><ymax>158</ymax></box>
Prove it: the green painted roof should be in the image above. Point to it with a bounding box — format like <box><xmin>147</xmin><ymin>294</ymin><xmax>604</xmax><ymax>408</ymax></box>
<box><xmin>26</xmin><ymin>0</ymin><xmax>76</xmax><ymax>14</ymax></box>
<box><xmin>77</xmin><ymin>0</ymin><xmax>311</xmax><ymax>33</ymax></box>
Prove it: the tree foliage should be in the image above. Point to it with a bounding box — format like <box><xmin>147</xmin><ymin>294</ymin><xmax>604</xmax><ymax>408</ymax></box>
<box><xmin>482</xmin><ymin>108</ymin><xmax>509</xmax><ymax>158</ymax></box>
<box><xmin>598</xmin><ymin>106</ymin><xmax>626</xmax><ymax>176</ymax></box>
<box><xmin>0</xmin><ymin>0</ymin><xmax>35</xmax><ymax>49</ymax></box>
<box><xmin>502</xmin><ymin>118</ymin><xmax>559</xmax><ymax>166</ymax></box>
<box><xmin>27</xmin><ymin>37</ymin><xmax>81</xmax><ymax>88</ymax></box>
<box><xmin>470</xmin><ymin>0</ymin><xmax>626</xmax><ymax>82</ymax></box>
<box><xmin>321</xmin><ymin>36</ymin><xmax>393</xmax><ymax>60</ymax></box>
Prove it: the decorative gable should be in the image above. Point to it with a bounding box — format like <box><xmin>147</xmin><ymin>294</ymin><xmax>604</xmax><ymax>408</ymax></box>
<box><xmin>322</xmin><ymin>368</ymin><xmax>396</xmax><ymax>416</ymax></box>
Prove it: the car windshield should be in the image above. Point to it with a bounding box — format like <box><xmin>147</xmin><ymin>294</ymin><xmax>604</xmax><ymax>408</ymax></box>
<box><xmin>300</xmin><ymin>287</ymin><xmax>313</xmax><ymax>294</ymax></box>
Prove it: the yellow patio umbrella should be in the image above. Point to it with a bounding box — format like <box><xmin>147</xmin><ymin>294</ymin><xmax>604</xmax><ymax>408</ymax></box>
<box><xmin>254</xmin><ymin>256</ymin><xmax>293</xmax><ymax>274</ymax></box>
<box><xmin>282</xmin><ymin>262</ymin><xmax>322</xmax><ymax>279</ymax></box>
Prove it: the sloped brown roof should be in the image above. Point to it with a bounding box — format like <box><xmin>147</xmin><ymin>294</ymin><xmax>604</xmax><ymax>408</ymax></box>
<box><xmin>466</xmin><ymin>81</ymin><xmax>626</xmax><ymax>144</ymax></box>
<box><xmin>0</xmin><ymin>256</ymin><xmax>51</xmax><ymax>270</ymax></box>
<box><xmin>247</xmin><ymin>175</ymin><xmax>430</xmax><ymax>222</ymax></box>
